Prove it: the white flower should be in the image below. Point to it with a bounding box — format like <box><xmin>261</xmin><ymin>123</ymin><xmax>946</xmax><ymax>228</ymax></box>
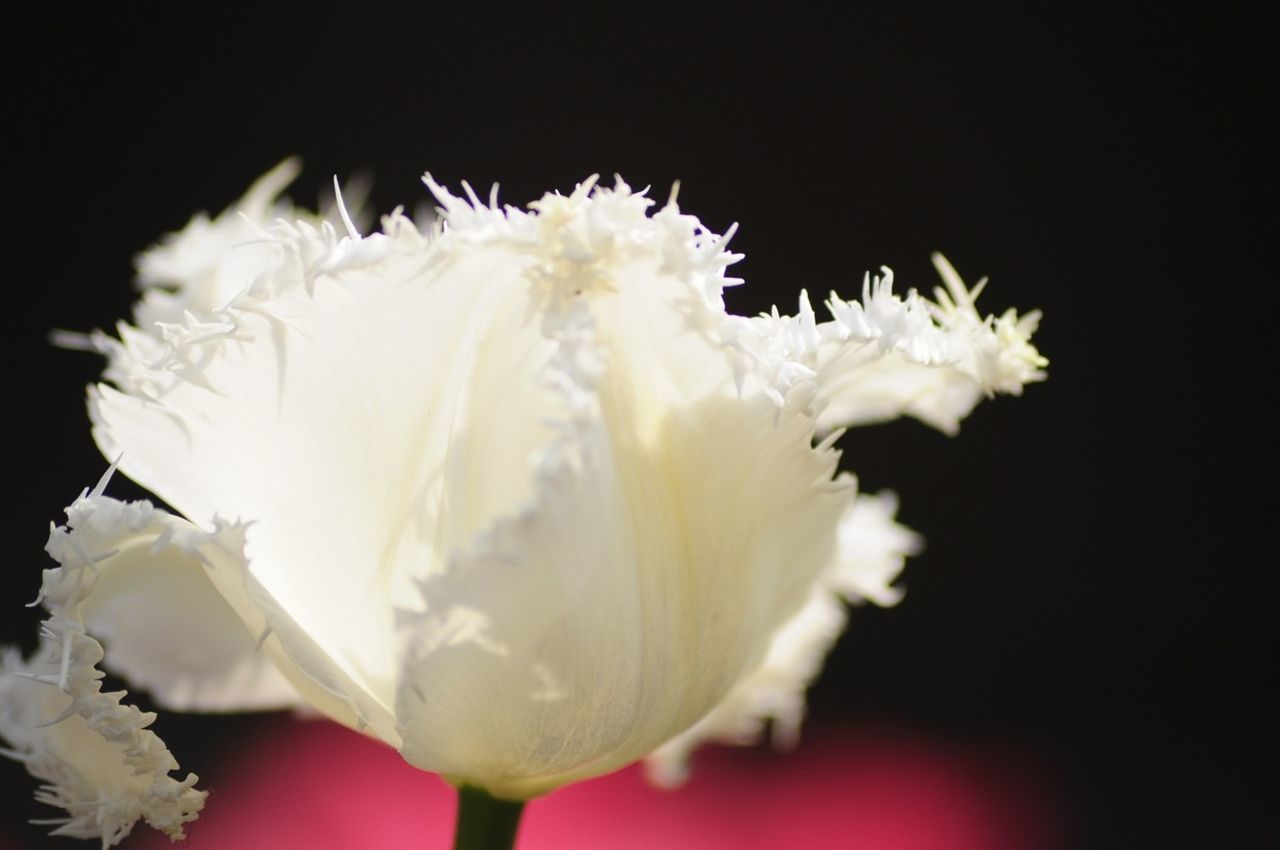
<box><xmin>2</xmin><ymin>165</ymin><xmax>1045</xmax><ymax>845</ymax></box>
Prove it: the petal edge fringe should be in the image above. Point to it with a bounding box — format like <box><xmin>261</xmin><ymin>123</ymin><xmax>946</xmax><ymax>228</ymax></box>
<box><xmin>0</xmin><ymin>477</ymin><xmax>208</xmax><ymax>847</ymax></box>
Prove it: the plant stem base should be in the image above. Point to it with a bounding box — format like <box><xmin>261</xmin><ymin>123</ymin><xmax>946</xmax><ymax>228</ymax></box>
<box><xmin>453</xmin><ymin>785</ymin><xmax>526</xmax><ymax>850</ymax></box>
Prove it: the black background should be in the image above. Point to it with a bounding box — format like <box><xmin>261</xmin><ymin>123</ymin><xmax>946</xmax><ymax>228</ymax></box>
<box><xmin>1</xmin><ymin>5</ymin><xmax>1272</xmax><ymax>848</ymax></box>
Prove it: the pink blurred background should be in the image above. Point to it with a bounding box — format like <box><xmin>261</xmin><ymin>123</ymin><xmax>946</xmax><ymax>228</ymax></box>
<box><xmin>99</xmin><ymin>717</ymin><xmax>1057</xmax><ymax>850</ymax></box>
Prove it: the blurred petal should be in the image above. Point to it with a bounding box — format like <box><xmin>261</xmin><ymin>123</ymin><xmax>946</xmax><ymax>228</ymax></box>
<box><xmin>829</xmin><ymin>489</ymin><xmax>921</xmax><ymax>607</ymax></box>
<box><xmin>132</xmin><ymin>157</ymin><xmax>306</xmax><ymax>327</ymax></box>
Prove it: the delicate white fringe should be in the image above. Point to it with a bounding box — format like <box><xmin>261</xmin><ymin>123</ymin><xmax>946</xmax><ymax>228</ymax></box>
<box><xmin>0</xmin><ymin>477</ymin><xmax>207</xmax><ymax>847</ymax></box>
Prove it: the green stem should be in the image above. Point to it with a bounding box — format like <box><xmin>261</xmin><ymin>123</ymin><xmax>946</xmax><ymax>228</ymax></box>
<box><xmin>452</xmin><ymin>785</ymin><xmax>526</xmax><ymax>850</ymax></box>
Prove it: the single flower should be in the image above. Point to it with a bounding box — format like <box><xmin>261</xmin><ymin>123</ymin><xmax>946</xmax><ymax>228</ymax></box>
<box><xmin>1</xmin><ymin>162</ymin><xmax>1045</xmax><ymax>846</ymax></box>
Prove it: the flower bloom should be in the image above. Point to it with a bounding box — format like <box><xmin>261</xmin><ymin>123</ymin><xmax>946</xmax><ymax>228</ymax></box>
<box><xmin>0</xmin><ymin>161</ymin><xmax>1045</xmax><ymax>846</ymax></box>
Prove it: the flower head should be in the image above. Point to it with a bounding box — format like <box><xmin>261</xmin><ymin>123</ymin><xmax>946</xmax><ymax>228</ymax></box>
<box><xmin>2</xmin><ymin>165</ymin><xmax>1044</xmax><ymax>845</ymax></box>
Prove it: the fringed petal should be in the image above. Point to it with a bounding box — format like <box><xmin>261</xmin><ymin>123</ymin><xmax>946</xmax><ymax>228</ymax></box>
<box><xmin>728</xmin><ymin>254</ymin><xmax>1046</xmax><ymax>435</ymax></box>
<box><xmin>132</xmin><ymin>157</ymin><xmax>308</xmax><ymax>328</ymax></box>
<box><xmin>55</xmin><ymin>480</ymin><xmax>301</xmax><ymax>713</ymax></box>
<box><xmin>0</xmin><ymin>480</ymin><xmax>220</xmax><ymax>846</ymax></box>
<box><xmin>55</xmin><ymin>159</ymin><xmax>381</xmax><ymax>398</ymax></box>
<box><xmin>394</xmin><ymin>180</ymin><xmax>849</xmax><ymax>800</ymax></box>
<box><xmin>89</xmin><ymin>176</ymin><xmax>572</xmax><ymax>745</ymax></box>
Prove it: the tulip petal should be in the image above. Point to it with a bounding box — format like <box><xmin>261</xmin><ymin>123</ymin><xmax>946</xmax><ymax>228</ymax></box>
<box><xmin>818</xmin><ymin>256</ymin><xmax>1045</xmax><ymax>433</ymax></box>
<box><xmin>395</xmin><ymin>185</ymin><xmax>854</xmax><ymax>799</ymax></box>
<box><xmin>398</xmin><ymin>393</ymin><xmax>849</xmax><ymax>798</ymax></box>
<box><xmin>54</xmin><ymin>484</ymin><xmax>302</xmax><ymax>713</ymax></box>
<box><xmin>89</xmin><ymin>198</ymin><xmax>567</xmax><ymax>743</ymax></box>
<box><xmin>58</xmin><ymin>159</ymin><xmax>379</xmax><ymax>399</ymax></box>
<box><xmin>0</xmin><ymin>481</ymin><xmax>219</xmax><ymax>846</ymax></box>
<box><xmin>54</xmin><ymin>159</ymin><xmax>305</xmax><ymax>394</ymax></box>
<box><xmin>644</xmin><ymin>489</ymin><xmax>921</xmax><ymax>786</ymax></box>
<box><xmin>732</xmin><ymin>255</ymin><xmax>1046</xmax><ymax>435</ymax></box>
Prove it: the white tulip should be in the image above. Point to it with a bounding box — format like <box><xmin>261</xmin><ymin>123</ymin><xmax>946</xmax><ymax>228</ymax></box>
<box><xmin>1</xmin><ymin>162</ymin><xmax>1045</xmax><ymax>846</ymax></box>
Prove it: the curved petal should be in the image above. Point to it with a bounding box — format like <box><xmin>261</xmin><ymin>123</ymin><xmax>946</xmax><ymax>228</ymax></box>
<box><xmin>0</xmin><ymin>648</ymin><xmax>201</xmax><ymax>848</ymax></box>
<box><xmin>644</xmin><ymin>489</ymin><xmax>921</xmax><ymax>786</ymax></box>
<box><xmin>0</xmin><ymin>482</ymin><xmax>217</xmax><ymax>847</ymax></box>
<box><xmin>818</xmin><ymin>256</ymin><xmax>1046</xmax><ymax>433</ymax></box>
<box><xmin>398</xmin><ymin>390</ymin><xmax>848</xmax><ymax>799</ymax></box>
<box><xmin>90</xmin><ymin>199</ymin><xmax>567</xmax><ymax>742</ymax></box>
<box><xmin>395</xmin><ymin>185</ymin><xmax>850</xmax><ymax>799</ymax></box>
<box><xmin>733</xmin><ymin>255</ymin><xmax>1046</xmax><ymax>435</ymax></box>
<box><xmin>55</xmin><ymin>476</ymin><xmax>301</xmax><ymax>712</ymax></box>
